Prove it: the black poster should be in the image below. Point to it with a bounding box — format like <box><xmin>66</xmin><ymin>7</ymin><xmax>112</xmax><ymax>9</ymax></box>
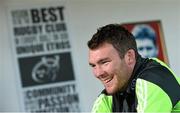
<box><xmin>19</xmin><ymin>52</ymin><xmax>75</xmax><ymax>87</ymax></box>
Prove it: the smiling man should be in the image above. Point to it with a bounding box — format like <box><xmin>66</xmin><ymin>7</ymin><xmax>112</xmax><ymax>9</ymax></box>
<box><xmin>87</xmin><ymin>24</ymin><xmax>180</xmax><ymax>112</ymax></box>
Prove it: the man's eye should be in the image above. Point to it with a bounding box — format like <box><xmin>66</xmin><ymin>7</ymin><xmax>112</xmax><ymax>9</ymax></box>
<box><xmin>91</xmin><ymin>64</ymin><xmax>95</xmax><ymax>67</ymax></box>
<box><xmin>146</xmin><ymin>47</ymin><xmax>153</xmax><ymax>50</ymax></box>
<box><xmin>102</xmin><ymin>61</ymin><xmax>107</xmax><ymax>64</ymax></box>
<box><xmin>102</xmin><ymin>61</ymin><xmax>109</xmax><ymax>65</ymax></box>
<box><xmin>138</xmin><ymin>47</ymin><xmax>144</xmax><ymax>51</ymax></box>
<box><xmin>89</xmin><ymin>63</ymin><xmax>95</xmax><ymax>68</ymax></box>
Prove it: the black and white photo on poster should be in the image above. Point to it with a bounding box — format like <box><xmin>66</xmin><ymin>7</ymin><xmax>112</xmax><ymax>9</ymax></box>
<box><xmin>8</xmin><ymin>3</ymin><xmax>81</xmax><ymax>112</ymax></box>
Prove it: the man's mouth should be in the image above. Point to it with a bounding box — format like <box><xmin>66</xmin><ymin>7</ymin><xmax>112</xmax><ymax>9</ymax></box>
<box><xmin>103</xmin><ymin>77</ymin><xmax>113</xmax><ymax>84</ymax></box>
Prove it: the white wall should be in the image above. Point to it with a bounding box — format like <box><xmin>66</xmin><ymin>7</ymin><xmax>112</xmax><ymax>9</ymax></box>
<box><xmin>0</xmin><ymin>0</ymin><xmax>180</xmax><ymax>111</ymax></box>
<box><xmin>0</xmin><ymin>0</ymin><xmax>21</xmax><ymax>111</ymax></box>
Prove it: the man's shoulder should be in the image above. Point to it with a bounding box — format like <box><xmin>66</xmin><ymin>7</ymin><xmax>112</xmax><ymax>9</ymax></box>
<box><xmin>136</xmin><ymin>59</ymin><xmax>180</xmax><ymax>107</ymax></box>
<box><xmin>92</xmin><ymin>89</ymin><xmax>112</xmax><ymax>112</ymax></box>
<box><xmin>138</xmin><ymin>64</ymin><xmax>169</xmax><ymax>80</ymax></box>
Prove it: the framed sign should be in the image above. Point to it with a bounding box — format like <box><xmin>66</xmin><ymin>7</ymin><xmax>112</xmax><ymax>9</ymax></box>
<box><xmin>7</xmin><ymin>3</ymin><xmax>81</xmax><ymax>112</ymax></box>
<box><xmin>122</xmin><ymin>20</ymin><xmax>168</xmax><ymax>64</ymax></box>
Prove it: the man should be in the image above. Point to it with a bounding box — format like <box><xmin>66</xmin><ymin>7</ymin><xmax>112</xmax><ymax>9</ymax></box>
<box><xmin>87</xmin><ymin>24</ymin><xmax>180</xmax><ymax>112</ymax></box>
<box><xmin>132</xmin><ymin>24</ymin><xmax>158</xmax><ymax>58</ymax></box>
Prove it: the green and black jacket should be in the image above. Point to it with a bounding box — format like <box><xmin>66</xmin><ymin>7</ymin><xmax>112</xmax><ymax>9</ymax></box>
<box><xmin>92</xmin><ymin>55</ymin><xmax>180</xmax><ymax>112</ymax></box>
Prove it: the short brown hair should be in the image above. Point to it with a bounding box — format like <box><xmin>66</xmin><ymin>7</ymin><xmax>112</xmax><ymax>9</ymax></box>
<box><xmin>87</xmin><ymin>24</ymin><xmax>138</xmax><ymax>58</ymax></box>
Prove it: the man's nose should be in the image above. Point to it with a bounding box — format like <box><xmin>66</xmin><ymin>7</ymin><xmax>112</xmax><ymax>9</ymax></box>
<box><xmin>94</xmin><ymin>66</ymin><xmax>104</xmax><ymax>78</ymax></box>
<box><xmin>141</xmin><ymin>49</ymin><xmax>149</xmax><ymax>58</ymax></box>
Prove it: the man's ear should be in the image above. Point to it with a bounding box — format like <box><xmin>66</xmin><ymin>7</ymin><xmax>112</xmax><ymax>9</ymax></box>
<box><xmin>124</xmin><ymin>49</ymin><xmax>136</xmax><ymax>67</ymax></box>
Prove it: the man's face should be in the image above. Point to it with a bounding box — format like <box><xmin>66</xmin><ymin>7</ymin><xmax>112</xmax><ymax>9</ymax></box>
<box><xmin>88</xmin><ymin>43</ymin><xmax>132</xmax><ymax>94</ymax></box>
<box><xmin>136</xmin><ymin>38</ymin><xmax>158</xmax><ymax>58</ymax></box>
